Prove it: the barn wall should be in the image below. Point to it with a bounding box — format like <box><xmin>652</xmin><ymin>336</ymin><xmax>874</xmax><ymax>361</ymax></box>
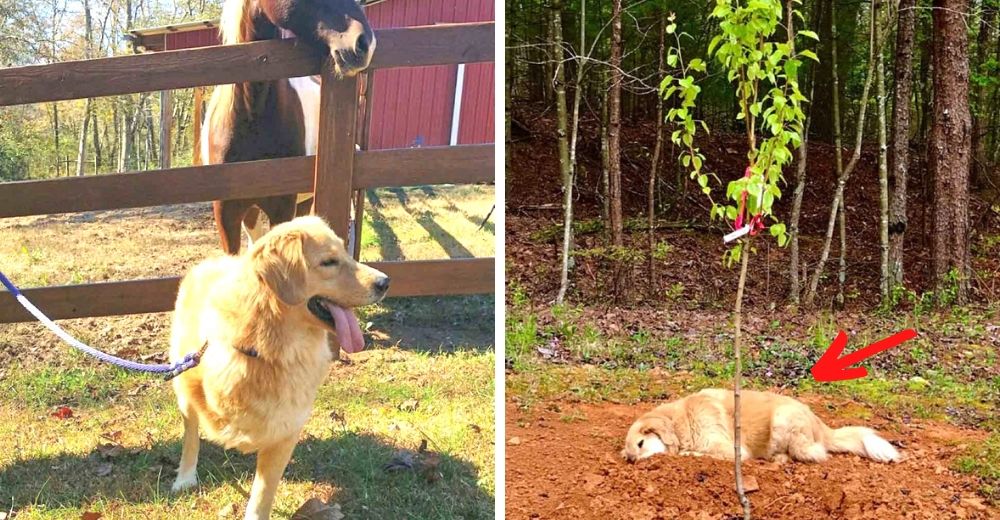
<box><xmin>365</xmin><ymin>0</ymin><xmax>495</xmax><ymax>149</ymax></box>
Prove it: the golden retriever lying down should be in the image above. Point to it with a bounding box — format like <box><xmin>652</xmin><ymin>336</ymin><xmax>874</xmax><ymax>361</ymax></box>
<box><xmin>622</xmin><ymin>389</ymin><xmax>900</xmax><ymax>464</ymax></box>
<box><xmin>168</xmin><ymin>216</ymin><xmax>389</xmax><ymax>520</ymax></box>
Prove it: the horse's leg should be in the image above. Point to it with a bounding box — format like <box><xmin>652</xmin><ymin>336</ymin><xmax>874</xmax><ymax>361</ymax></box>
<box><xmin>213</xmin><ymin>199</ymin><xmax>251</xmax><ymax>255</ymax></box>
<box><xmin>242</xmin><ymin>206</ymin><xmax>267</xmax><ymax>248</ymax></box>
<box><xmin>257</xmin><ymin>195</ymin><xmax>297</xmax><ymax>227</ymax></box>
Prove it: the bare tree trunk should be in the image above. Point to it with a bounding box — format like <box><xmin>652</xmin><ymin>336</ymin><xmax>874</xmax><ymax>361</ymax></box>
<box><xmin>92</xmin><ymin>101</ymin><xmax>102</xmax><ymax>171</ymax></box>
<box><xmin>76</xmin><ymin>0</ymin><xmax>94</xmax><ymax>177</ymax></box>
<box><xmin>601</xmin><ymin>85</ymin><xmax>611</xmax><ymax>225</ymax></box>
<box><xmin>558</xmin><ymin>0</ymin><xmax>588</xmax><ymax>304</ymax></box>
<box><xmin>649</xmin><ymin>15</ymin><xmax>666</xmax><ymax>278</ymax></box>
<box><xmin>876</xmin><ymin>0</ymin><xmax>889</xmax><ymax>302</ymax></box>
<box><xmin>832</xmin><ymin>0</ymin><xmax>847</xmax><ymax>309</ymax></box>
<box><xmin>806</xmin><ymin>0</ymin><xmax>881</xmax><ymax>306</ymax></box>
<box><xmin>52</xmin><ymin>103</ymin><xmax>61</xmax><ymax>176</ymax></box>
<box><xmin>552</xmin><ymin>0</ymin><xmax>573</xmax><ymax>305</ymax></box>
<box><xmin>120</xmin><ymin>108</ymin><xmax>133</xmax><ymax>172</ymax></box>
<box><xmin>76</xmin><ymin>98</ymin><xmax>92</xmax><ymax>176</ymax></box>
<box><xmin>930</xmin><ymin>0</ymin><xmax>972</xmax><ymax>302</ymax></box>
<box><xmin>608</xmin><ymin>0</ymin><xmax>624</xmax><ymax>248</ymax></box>
<box><xmin>888</xmin><ymin>0</ymin><xmax>916</xmax><ymax>289</ymax></box>
<box><xmin>733</xmin><ymin>240</ymin><xmax>752</xmax><ymax>520</ymax></box>
<box><xmin>789</xmin><ymin>0</ymin><xmax>821</xmax><ymax>304</ymax></box>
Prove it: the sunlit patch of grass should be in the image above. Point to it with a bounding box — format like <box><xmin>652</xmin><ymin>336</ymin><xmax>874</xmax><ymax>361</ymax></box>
<box><xmin>360</xmin><ymin>185</ymin><xmax>494</xmax><ymax>262</ymax></box>
<box><xmin>0</xmin><ymin>349</ymin><xmax>494</xmax><ymax>519</ymax></box>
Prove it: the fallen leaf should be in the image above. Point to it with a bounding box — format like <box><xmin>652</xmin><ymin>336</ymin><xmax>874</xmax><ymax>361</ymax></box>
<box><xmin>51</xmin><ymin>406</ymin><xmax>73</xmax><ymax>419</ymax></box>
<box><xmin>95</xmin><ymin>462</ymin><xmax>113</xmax><ymax>477</ymax></box>
<box><xmin>508</xmin><ymin>436</ymin><xmax>522</xmax><ymax>445</ymax></box>
<box><xmin>398</xmin><ymin>398</ymin><xmax>419</xmax><ymax>412</ymax></box>
<box><xmin>742</xmin><ymin>476</ymin><xmax>760</xmax><ymax>493</ymax></box>
<box><xmin>383</xmin><ymin>451</ymin><xmax>416</xmax><ymax>472</ymax></box>
<box><xmin>217</xmin><ymin>502</ymin><xmax>239</xmax><ymax>518</ymax></box>
<box><xmin>100</xmin><ymin>431</ymin><xmax>123</xmax><ymax>442</ymax></box>
<box><xmin>290</xmin><ymin>498</ymin><xmax>344</xmax><ymax>520</ymax></box>
<box><xmin>468</xmin><ymin>423</ymin><xmax>482</xmax><ymax>433</ymax></box>
<box><xmin>328</xmin><ymin>410</ymin><xmax>345</xmax><ymax>424</ymax></box>
<box><xmin>81</xmin><ymin>512</ymin><xmax>102</xmax><ymax>520</ymax></box>
<box><xmin>96</xmin><ymin>443</ymin><xmax>124</xmax><ymax>459</ymax></box>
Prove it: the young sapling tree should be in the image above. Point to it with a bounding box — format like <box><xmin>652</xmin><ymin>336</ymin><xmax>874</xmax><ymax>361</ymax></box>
<box><xmin>662</xmin><ymin>1</ymin><xmax>814</xmax><ymax>517</ymax></box>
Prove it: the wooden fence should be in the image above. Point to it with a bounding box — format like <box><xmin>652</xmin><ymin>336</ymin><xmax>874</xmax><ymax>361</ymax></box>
<box><xmin>0</xmin><ymin>22</ymin><xmax>495</xmax><ymax>323</ymax></box>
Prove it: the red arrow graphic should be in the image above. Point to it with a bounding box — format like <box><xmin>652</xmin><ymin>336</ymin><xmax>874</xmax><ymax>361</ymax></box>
<box><xmin>810</xmin><ymin>329</ymin><xmax>919</xmax><ymax>382</ymax></box>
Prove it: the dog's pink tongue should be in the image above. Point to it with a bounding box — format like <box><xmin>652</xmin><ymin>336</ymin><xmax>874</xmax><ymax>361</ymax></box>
<box><xmin>327</xmin><ymin>304</ymin><xmax>365</xmax><ymax>354</ymax></box>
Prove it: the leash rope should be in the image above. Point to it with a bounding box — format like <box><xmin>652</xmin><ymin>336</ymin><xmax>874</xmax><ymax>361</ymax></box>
<box><xmin>0</xmin><ymin>270</ymin><xmax>202</xmax><ymax>380</ymax></box>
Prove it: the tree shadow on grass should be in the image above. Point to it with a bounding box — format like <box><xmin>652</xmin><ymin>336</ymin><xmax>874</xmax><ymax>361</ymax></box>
<box><xmin>363</xmin><ymin>190</ymin><xmax>405</xmax><ymax>261</ymax></box>
<box><xmin>0</xmin><ymin>433</ymin><xmax>492</xmax><ymax>519</ymax></box>
<box><xmin>414</xmin><ymin>212</ymin><xmax>474</xmax><ymax>258</ymax></box>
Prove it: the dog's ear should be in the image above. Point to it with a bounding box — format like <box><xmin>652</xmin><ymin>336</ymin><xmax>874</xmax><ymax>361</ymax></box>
<box><xmin>253</xmin><ymin>230</ymin><xmax>309</xmax><ymax>305</ymax></box>
<box><xmin>640</xmin><ymin>416</ymin><xmax>679</xmax><ymax>454</ymax></box>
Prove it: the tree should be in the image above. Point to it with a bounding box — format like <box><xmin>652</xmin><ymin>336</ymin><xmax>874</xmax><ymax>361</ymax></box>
<box><xmin>929</xmin><ymin>0</ymin><xmax>972</xmax><ymax>301</ymax></box>
<box><xmin>888</xmin><ymin>0</ymin><xmax>917</xmax><ymax>290</ymax></box>
<box><xmin>551</xmin><ymin>0</ymin><xmax>572</xmax><ymax>304</ymax></box>
<box><xmin>648</xmin><ymin>11</ymin><xmax>665</xmax><ymax>278</ymax></box>
<box><xmin>608</xmin><ymin>0</ymin><xmax>623</xmax><ymax>248</ymax></box>
<box><xmin>666</xmin><ymin>1</ymin><xmax>810</xmax><ymax>516</ymax></box>
<box><xmin>75</xmin><ymin>0</ymin><xmax>94</xmax><ymax>177</ymax></box>
<box><xmin>805</xmin><ymin>0</ymin><xmax>884</xmax><ymax>307</ymax></box>
<box><xmin>875</xmin><ymin>0</ymin><xmax>889</xmax><ymax>301</ymax></box>
<box><xmin>788</xmin><ymin>0</ymin><xmax>823</xmax><ymax>304</ymax></box>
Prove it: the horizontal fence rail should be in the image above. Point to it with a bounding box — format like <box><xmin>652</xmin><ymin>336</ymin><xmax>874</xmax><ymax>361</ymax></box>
<box><xmin>0</xmin><ymin>21</ymin><xmax>496</xmax><ymax>324</ymax></box>
<box><xmin>0</xmin><ymin>145</ymin><xmax>493</xmax><ymax>218</ymax></box>
<box><xmin>0</xmin><ymin>259</ymin><xmax>494</xmax><ymax>323</ymax></box>
<box><xmin>0</xmin><ymin>22</ymin><xmax>494</xmax><ymax>106</ymax></box>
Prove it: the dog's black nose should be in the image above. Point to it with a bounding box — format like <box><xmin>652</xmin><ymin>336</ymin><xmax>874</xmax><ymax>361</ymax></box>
<box><xmin>374</xmin><ymin>275</ymin><xmax>390</xmax><ymax>293</ymax></box>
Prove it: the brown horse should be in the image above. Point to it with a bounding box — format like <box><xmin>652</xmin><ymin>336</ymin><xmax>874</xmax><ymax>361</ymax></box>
<box><xmin>202</xmin><ymin>0</ymin><xmax>375</xmax><ymax>254</ymax></box>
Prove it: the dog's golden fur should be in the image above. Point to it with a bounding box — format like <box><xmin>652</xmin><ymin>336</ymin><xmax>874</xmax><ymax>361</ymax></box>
<box><xmin>622</xmin><ymin>389</ymin><xmax>900</xmax><ymax>465</ymax></box>
<box><xmin>168</xmin><ymin>216</ymin><xmax>388</xmax><ymax>520</ymax></box>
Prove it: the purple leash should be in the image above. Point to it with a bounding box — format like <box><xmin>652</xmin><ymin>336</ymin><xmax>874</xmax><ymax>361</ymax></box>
<box><xmin>0</xmin><ymin>270</ymin><xmax>202</xmax><ymax>380</ymax></box>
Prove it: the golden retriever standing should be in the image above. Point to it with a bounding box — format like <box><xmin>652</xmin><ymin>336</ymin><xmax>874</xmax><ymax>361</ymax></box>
<box><xmin>622</xmin><ymin>389</ymin><xmax>900</xmax><ymax>464</ymax></box>
<box><xmin>168</xmin><ymin>216</ymin><xmax>389</xmax><ymax>520</ymax></box>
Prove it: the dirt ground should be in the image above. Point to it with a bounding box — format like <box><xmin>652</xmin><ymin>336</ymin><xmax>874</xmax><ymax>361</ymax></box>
<box><xmin>506</xmin><ymin>399</ymin><xmax>998</xmax><ymax>520</ymax></box>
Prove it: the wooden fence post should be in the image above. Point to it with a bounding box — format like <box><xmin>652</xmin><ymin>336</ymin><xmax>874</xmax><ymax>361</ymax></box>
<box><xmin>313</xmin><ymin>63</ymin><xmax>360</xmax><ymax>243</ymax></box>
<box><xmin>313</xmin><ymin>61</ymin><xmax>360</xmax><ymax>360</ymax></box>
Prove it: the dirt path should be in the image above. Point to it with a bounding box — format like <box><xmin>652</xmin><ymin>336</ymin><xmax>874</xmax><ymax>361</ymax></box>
<box><xmin>506</xmin><ymin>400</ymin><xmax>997</xmax><ymax>519</ymax></box>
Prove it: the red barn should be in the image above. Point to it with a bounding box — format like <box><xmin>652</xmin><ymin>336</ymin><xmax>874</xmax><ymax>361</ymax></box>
<box><xmin>129</xmin><ymin>0</ymin><xmax>495</xmax><ymax>155</ymax></box>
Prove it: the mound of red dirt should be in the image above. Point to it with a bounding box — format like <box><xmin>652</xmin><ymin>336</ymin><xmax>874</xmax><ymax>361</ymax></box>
<box><xmin>506</xmin><ymin>400</ymin><xmax>996</xmax><ymax>519</ymax></box>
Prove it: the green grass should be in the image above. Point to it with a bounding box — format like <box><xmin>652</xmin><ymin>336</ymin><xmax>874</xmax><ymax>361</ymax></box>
<box><xmin>359</xmin><ymin>185</ymin><xmax>494</xmax><ymax>262</ymax></box>
<box><xmin>0</xmin><ymin>348</ymin><xmax>494</xmax><ymax>519</ymax></box>
<box><xmin>955</xmin><ymin>434</ymin><xmax>1000</xmax><ymax>503</ymax></box>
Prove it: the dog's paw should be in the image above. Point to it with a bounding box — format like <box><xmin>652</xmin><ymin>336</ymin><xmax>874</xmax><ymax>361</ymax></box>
<box><xmin>771</xmin><ymin>453</ymin><xmax>790</xmax><ymax>464</ymax></box>
<box><xmin>171</xmin><ymin>472</ymin><xmax>198</xmax><ymax>493</ymax></box>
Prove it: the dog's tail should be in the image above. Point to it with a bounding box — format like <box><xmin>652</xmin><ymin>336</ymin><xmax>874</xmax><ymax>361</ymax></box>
<box><xmin>824</xmin><ymin>425</ymin><xmax>900</xmax><ymax>463</ymax></box>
